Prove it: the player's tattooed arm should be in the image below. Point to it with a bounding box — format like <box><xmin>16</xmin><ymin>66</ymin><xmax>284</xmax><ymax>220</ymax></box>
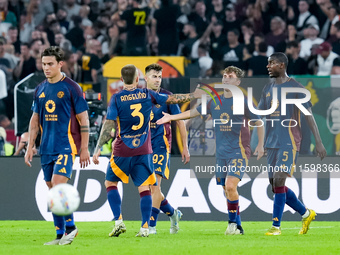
<box><xmin>166</xmin><ymin>93</ymin><xmax>195</xmax><ymax>104</ymax></box>
<box><xmin>166</xmin><ymin>86</ymin><xmax>207</xmax><ymax>104</ymax></box>
<box><xmin>94</xmin><ymin>119</ymin><xmax>116</xmax><ymax>154</ymax></box>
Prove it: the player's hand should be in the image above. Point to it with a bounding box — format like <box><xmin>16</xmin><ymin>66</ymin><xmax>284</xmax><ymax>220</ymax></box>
<box><xmin>181</xmin><ymin>147</ymin><xmax>190</xmax><ymax>164</ymax></box>
<box><xmin>315</xmin><ymin>142</ymin><xmax>326</xmax><ymax>160</ymax></box>
<box><xmin>193</xmin><ymin>84</ymin><xmax>208</xmax><ymax>99</ymax></box>
<box><xmin>156</xmin><ymin>112</ymin><xmax>172</xmax><ymax>125</ymax></box>
<box><xmin>92</xmin><ymin>149</ymin><xmax>101</xmax><ymax>165</ymax></box>
<box><xmin>24</xmin><ymin>148</ymin><xmax>33</xmax><ymax>167</ymax></box>
<box><xmin>79</xmin><ymin>148</ymin><xmax>90</xmax><ymax>168</ymax></box>
<box><xmin>254</xmin><ymin>145</ymin><xmax>264</xmax><ymax>160</ymax></box>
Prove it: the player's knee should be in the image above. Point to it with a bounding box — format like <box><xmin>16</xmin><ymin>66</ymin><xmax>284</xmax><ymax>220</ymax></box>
<box><xmin>225</xmin><ymin>183</ymin><xmax>237</xmax><ymax>194</ymax></box>
<box><xmin>151</xmin><ymin>185</ymin><xmax>161</xmax><ymax>195</ymax></box>
<box><xmin>105</xmin><ymin>180</ymin><xmax>117</xmax><ymax>188</ymax></box>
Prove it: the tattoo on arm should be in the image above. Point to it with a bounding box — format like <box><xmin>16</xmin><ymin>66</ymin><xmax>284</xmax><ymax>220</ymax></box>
<box><xmin>167</xmin><ymin>93</ymin><xmax>194</xmax><ymax>104</ymax></box>
<box><xmin>94</xmin><ymin>120</ymin><xmax>116</xmax><ymax>153</ymax></box>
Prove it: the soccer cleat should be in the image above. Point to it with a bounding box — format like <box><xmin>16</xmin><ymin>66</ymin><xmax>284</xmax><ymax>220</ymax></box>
<box><xmin>59</xmin><ymin>227</ymin><xmax>78</xmax><ymax>245</ymax></box>
<box><xmin>237</xmin><ymin>225</ymin><xmax>244</xmax><ymax>235</ymax></box>
<box><xmin>265</xmin><ymin>226</ymin><xmax>281</xmax><ymax>236</ymax></box>
<box><xmin>149</xmin><ymin>226</ymin><xmax>157</xmax><ymax>234</ymax></box>
<box><xmin>225</xmin><ymin>223</ymin><xmax>241</xmax><ymax>235</ymax></box>
<box><xmin>109</xmin><ymin>222</ymin><xmax>126</xmax><ymax>237</ymax></box>
<box><xmin>170</xmin><ymin>209</ymin><xmax>183</xmax><ymax>234</ymax></box>
<box><xmin>299</xmin><ymin>209</ymin><xmax>316</xmax><ymax>235</ymax></box>
<box><xmin>44</xmin><ymin>238</ymin><xmax>61</xmax><ymax>245</ymax></box>
<box><xmin>135</xmin><ymin>227</ymin><xmax>149</xmax><ymax>237</ymax></box>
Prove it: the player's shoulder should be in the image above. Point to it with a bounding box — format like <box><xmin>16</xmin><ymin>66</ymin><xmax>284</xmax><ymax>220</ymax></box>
<box><xmin>62</xmin><ymin>76</ymin><xmax>82</xmax><ymax>90</ymax></box>
<box><xmin>159</xmin><ymin>88</ymin><xmax>173</xmax><ymax>96</ymax></box>
<box><xmin>288</xmin><ymin>78</ymin><xmax>304</xmax><ymax>88</ymax></box>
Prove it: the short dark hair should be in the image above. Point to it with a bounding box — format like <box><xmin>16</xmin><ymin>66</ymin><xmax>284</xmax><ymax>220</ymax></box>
<box><xmin>228</xmin><ymin>29</ymin><xmax>240</xmax><ymax>37</ymax></box>
<box><xmin>145</xmin><ymin>63</ymin><xmax>163</xmax><ymax>74</ymax></box>
<box><xmin>286</xmin><ymin>40</ymin><xmax>299</xmax><ymax>49</ymax></box>
<box><xmin>270</xmin><ymin>52</ymin><xmax>288</xmax><ymax>68</ymax></box>
<box><xmin>41</xmin><ymin>46</ymin><xmax>65</xmax><ymax>62</ymax></box>
<box><xmin>121</xmin><ymin>64</ymin><xmax>137</xmax><ymax>84</ymax></box>
<box><xmin>258</xmin><ymin>42</ymin><xmax>268</xmax><ymax>53</ymax></box>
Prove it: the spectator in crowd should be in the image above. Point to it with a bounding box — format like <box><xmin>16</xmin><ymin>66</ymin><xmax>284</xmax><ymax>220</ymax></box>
<box><xmin>244</xmin><ymin>3</ymin><xmax>263</xmax><ymax>34</ymax></box>
<box><xmin>34</xmin><ymin>0</ymin><xmax>54</xmax><ymax>27</ymax></box>
<box><xmin>316</xmin><ymin>41</ymin><xmax>338</xmax><ymax>75</ymax></box>
<box><xmin>307</xmin><ymin>43</ymin><xmax>320</xmax><ymax>75</ymax></box>
<box><xmin>188</xmin><ymin>0</ymin><xmax>208</xmax><ymax>37</ymax></box>
<box><xmin>198</xmin><ymin>44</ymin><xmax>212</xmax><ymax>78</ymax></box>
<box><xmin>56</xmin><ymin>7</ymin><xmax>69</xmax><ymax>32</ymax></box>
<box><xmin>0</xmin><ymin>0</ymin><xmax>17</xmax><ymax>27</ymax></box>
<box><xmin>63</xmin><ymin>0</ymin><xmax>81</xmax><ymax>22</ymax></box>
<box><xmin>54</xmin><ymin>32</ymin><xmax>65</xmax><ymax>47</ymax></box>
<box><xmin>30</xmin><ymin>39</ymin><xmax>43</xmax><ymax>59</ymax></box>
<box><xmin>13</xmin><ymin>43</ymin><xmax>36</xmax><ymax>80</ymax></box>
<box><xmin>0</xmin><ymin>114</ymin><xmax>10</xmax><ymax>128</ymax></box>
<box><xmin>253</xmin><ymin>33</ymin><xmax>274</xmax><ymax>57</ymax></box>
<box><xmin>256</xmin><ymin>0</ymin><xmax>276</xmax><ymax>35</ymax></box>
<box><xmin>265</xmin><ymin>16</ymin><xmax>287</xmax><ymax>49</ymax></box>
<box><xmin>151</xmin><ymin>0</ymin><xmax>181</xmax><ymax>56</ymax></box>
<box><xmin>6</xmin><ymin>26</ymin><xmax>20</xmax><ymax>56</ymax></box>
<box><xmin>0</xmin><ymin>69</ymin><xmax>7</xmax><ymax>115</ymax></box>
<box><xmin>13</xmin><ymin>132</ymin><xmax>38</xmax><ymax>156</ymax></box>
<box><xmin>209</xmin><ymin>0</ymin><xmax>225</xmax><ymax>22</ymax></box>
<box><xmin>296</xmin><ymin>0</ymin><xmax>319</xmax><ymax>39</ymax></box>
<box><xmin>180</xmin><ymin>22</ymin><xmax>199</xmax><ymax>60</ymax></box>
<box><xmin>247</xmin><ymin>41</ymin><xmax>268</xmax><ymax>76</ymax></box>
<box><xmin>66</xmin><ymin>16</ymin><xmax>85</xmax><ymax>50</ymax></box>
<box><xmin>62</xmin><ymin>50</ymin><xmax>82</xmax><ymax>82</ymax></box>
<box><xmin>276</xmin><ymin>0</ymin><xmax>296</xmax><ymax>25</ymax></box>
<box><xmin>331</xmin><ymin>56</ymin><xmax>340</xmax><ymax>74</ymax></box>
<box><xmin>69</xmin><ymin>5</ymin><xmax>92</xmax><ymax>30</ymax></box>
<box><xmin>222</xmin><ymin>29</ymin><xmax>245</xmax><ymax>69</ymax></box>
<box><xmin>208</xmin><ymin>19</ymin><xmax>227</xmax><ymax>62</ymax></box>
<box><xmin>299</xmin><ymin>24</ymin><xmax>324</xmax><ymax>59</ymax></box>
<box><xmin>317</xmin><ymin>0</ymin><xmax>335</xmax><ymax>39</ymax></box>
<box><xmin>286</xmin><ymin>40</ymin><xmax>308</xmax><ymax>75</ymax></box>
<box><xmin>81</xmin><ymin>39</ymin><xmax>102</xmax><ymax>92</ymax></box>
<box><xmin>222</xmin><ymin>4</ymin><xmax>240</xmax><ymax>35</ymax></box>
<box><xmin>332</xmin><ymin>21</ymin><xmax>340</xmax><ymax>55</ymax></box>
<box><xmin>120</xmin><ymin>0</ymin><xmax>150</xmax><ymax>56</ymax></box>
<box><xmin>241</xmin><ymin>20</ymin><xmax>255</xmax><ymax>48</ymax></box>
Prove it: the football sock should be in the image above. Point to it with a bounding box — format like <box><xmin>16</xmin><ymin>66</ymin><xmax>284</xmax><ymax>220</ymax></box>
<box><xmin>285</xmin><ymin>186</ymin><xmax>307</xmax><ymax>215</ymax></box>
<box><xmin>107</xmin><ymin>186</ymin><xmax>122</xmax><ymax>220</ymax></box>
<box><xmin>150</xmin><ymin>207</ymin><xmax>160</xmax><ymax>227</ymax></box>
<box><xmin>227</xmin><ymin>199</ymin><xmax>238</xmax><ymax>223</ymax></box>
<box><xmin>302</xmin><ymin>209</ymin><xmax>310</xmax><ymax>218</ymax></box>
<box><xmin>160</xmin><ymin>198</ymin><xmax>174</xmax><ymax>217</ymax></box>
<box><xmin>140</xmin><ymin>190</ymin><xmax>152</xmax><ymax>228</ymax></box>
<box><xmin>272</xmin><ymin>186</ymin><xmax>286</xmax><ymax>227</ymax></box>
<box><xmin>64</xmin><ymin>213</ymin><xmax>75</xmax><ymax>234</ymax></box>
<box><xmin>236</xmin><ymin>206</ymin><xmax>242</xmax><ymax>226</ymax></box>
<box><xmin>52</xmin><ymin>213</ymin><xmax>65</xmax><ymax>235</ymax></box>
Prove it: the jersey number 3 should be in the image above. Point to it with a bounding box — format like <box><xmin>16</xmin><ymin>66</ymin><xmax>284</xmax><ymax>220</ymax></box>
<box><xmin>131</xmin><ymin>103</ymin><xmax>144</xmax><ymax>130</ymax></box>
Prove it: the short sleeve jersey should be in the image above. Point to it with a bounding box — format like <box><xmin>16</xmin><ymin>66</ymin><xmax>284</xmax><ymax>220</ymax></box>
<box><xmin>258</xmin><ymin>78</ymin><xmax>312</xmax><ymax>150</ymax></box>
<box><xmin>107</xmin><ymin>88</ymin><xmax>168</xmax><ymax>157</ymax></box>
<box><xmin>150</xmin><ymin>88</ymin><xmax>181</xmax><ymax>152</ymax></box>
<box><xmin>197</xmin><ymin>95</ymin><xmax>260</xmax><ymax>160</ymax></box>
<box><xmin>32</xmin><ymin>76</ymin><xmax>88</xmax><ymax>155</ymax></box>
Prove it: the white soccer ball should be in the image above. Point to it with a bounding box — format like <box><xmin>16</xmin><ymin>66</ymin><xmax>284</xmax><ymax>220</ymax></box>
<box><xmin>47</xmin><ymin>183</ymin><xmax>80</xmax><ymax>216</ymax></box>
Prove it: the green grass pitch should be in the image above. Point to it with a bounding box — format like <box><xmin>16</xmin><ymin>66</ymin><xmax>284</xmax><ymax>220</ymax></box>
<box><xmin>1</xmin><ymin>221</ymin><xmax>340</xmax><ymax>255</ymax></box>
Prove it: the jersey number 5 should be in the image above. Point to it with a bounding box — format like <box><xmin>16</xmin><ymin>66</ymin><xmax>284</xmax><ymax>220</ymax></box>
<box><xmin>131</xmin><ymin>103</ymin><xmax>144</xmax><ymax>130</ymax></box>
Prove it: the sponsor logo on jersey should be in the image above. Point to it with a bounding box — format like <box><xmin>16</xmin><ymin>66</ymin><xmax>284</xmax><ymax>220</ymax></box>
<box><xmin>57</xmin><ymin>91</ymin><xmax>65</xmax><ymax>98</ymax></box>
<box><xmin>39</xmin><ymin>92</ymin><xmax>45</xmax><ymax>98</ymax></box>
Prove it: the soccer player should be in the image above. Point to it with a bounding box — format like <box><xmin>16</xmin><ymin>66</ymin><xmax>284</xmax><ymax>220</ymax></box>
<box><xmin>157</xmin><ymin>66</ymin><xmax>265</xmax><ymax>235</ymax></box>
<box><xmin>145</xmin><ymin>63</ymin><xmax>190</xmax><ymax>234</ymax></box>
<box><xmin>25</xmin><ymin>46</ymin><xmax>90</xmax><ymax>245</ymax></box>
<box><xmin>92</xmin><ymin>64</ymin><xmax>202</xmax><ymax>237</ymax></box>
<box><xmin>259</xmin><ymin>52</ymin><xmax>327</xmax><ymax>235</ymax></box>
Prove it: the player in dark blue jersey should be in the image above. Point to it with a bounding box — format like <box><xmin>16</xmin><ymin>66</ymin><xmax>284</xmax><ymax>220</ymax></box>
<box><xmin>92</xmin><ymin>64</ymin><xmax>203</xmax><ymax>237</ymax></box>
<box><xmin>258</xmin><ymin>53</ymin><xmax>327</xmax><ymax>236</ymax></box>
<box><xmin>25</xmin><ymin>46</ymin><xmax>90</xmax><ymax>245</ymax></box>
<box><xmin>157</xmin><ymin>66</ymin><xmax>265</xmax><ymax>235</ymax></box>
<box><xmin>145</xmin><ymin>63</ymin><xmax>190</xmax><ymax>235</ymax></box>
